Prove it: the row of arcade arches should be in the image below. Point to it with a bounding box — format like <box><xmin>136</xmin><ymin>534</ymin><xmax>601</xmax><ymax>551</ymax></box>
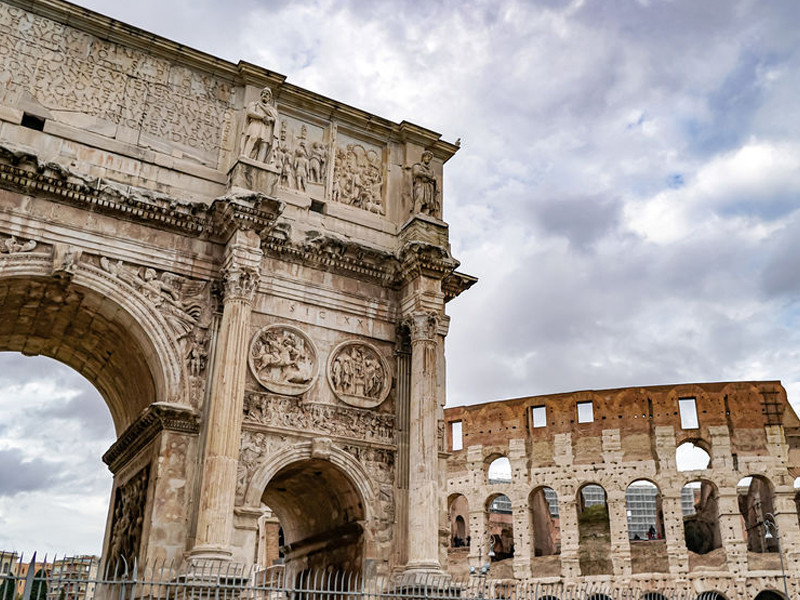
<box><xmin>450</xmin><ymin>474</ymin><xmax>783</xmax><ymax>576</ymax></box>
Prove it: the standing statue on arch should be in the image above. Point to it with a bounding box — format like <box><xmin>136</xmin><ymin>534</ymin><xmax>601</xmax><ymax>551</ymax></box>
<box><xmin>412</xmin><ymin>150</ymin><xmax>440</xmax><ymax>217</ymax></box>
<box><xmin>241</xmin><ymin>86</ymin><xmax>280</xmax><ymax>165</ymax></box>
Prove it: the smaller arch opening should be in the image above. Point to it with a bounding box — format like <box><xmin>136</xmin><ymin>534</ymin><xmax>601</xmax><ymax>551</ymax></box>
<box><xmin>626</xmin><ymin>479</ymin><xmax>668</xmax><ymax>574</ymax></box>
<box><xmin>487</xmin><ymin>456</ymin><xmax>511</xmax><ymax>484</ymax></box>
<box><xmin>737</xmin><ymin>475</ymin><xmax>778</xmax><ymax>554</ymax></box>
<box><xmin>577</xmin><ymin>484</ymin><xmax>611</xmax><ymax>576</ymax></box>
<box><xmin>448</xmin><ymin>494</ymin><xmax>470</xmax><ymax>549</ymax></box>
<box><xmin>754</xmin><ymin>591</ymin><xmax>786</xmax><ymax>600</ymax></box>
<box><xmin>486</xmin><ymin>494</ymin><xmax>514</xmax><ymax>562</ymax></box>
<box><xmin>642</xmin><ymin>593</ymin><xmax>668</xmax><ymax>600</ymax></box>
<box><xmin>682</xmin><ymin>480</ymin><xmax>723</xmax><ymax>564</ymax></box>
<box><xmin>676</xmin><ymin>440</ymin><xmax>711</xmax><ymax>472</ymax></box>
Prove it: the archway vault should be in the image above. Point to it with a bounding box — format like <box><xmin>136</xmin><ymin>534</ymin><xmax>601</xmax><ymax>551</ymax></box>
<box><xmin>0</xmin><ymin>255</ymin><xmax>188</xmax><ymax>434</ymax></box>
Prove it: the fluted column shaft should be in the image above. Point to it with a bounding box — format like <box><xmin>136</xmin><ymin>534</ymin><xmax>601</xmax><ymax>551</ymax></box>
<box><xmin>405</xmin><ymin>312</ymin><xmax>441</xmax><ymax>572</ymax></box>
<box><xmin>192</xmin><ymin>230</ymin><xmax>262</xmax><ymax>560</ymax></box>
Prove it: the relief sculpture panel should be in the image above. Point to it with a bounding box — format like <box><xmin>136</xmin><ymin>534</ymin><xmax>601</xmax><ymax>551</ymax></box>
<box><xmin>328</xmin><ymin>341</ymin><xmax>391</xmax><ymax>409</ymax></box>
<box><xmin>107</xmin><ymin>465</ymin><xmax>149</xmax><ymax>566</ymax></box>
<box><xmin>331</xmin><ymin>136</ymin><xmax>385</xmax><ymax>214</ymax></box>
<box><xmin>248</xmin><ymin>324</ymin><xmax>319</xmax><ymax>395</ymax></box>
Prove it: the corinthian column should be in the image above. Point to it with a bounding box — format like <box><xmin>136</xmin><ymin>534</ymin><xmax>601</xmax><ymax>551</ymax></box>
<box><xmin>404</xmin><ymin>311</ymin><xmax>443</xmax><ymax>573</ymax></box>
<box><xmin>191</xmin><ymin>229</ymin><xmax>262</xmax><ymax>561</ymax></box>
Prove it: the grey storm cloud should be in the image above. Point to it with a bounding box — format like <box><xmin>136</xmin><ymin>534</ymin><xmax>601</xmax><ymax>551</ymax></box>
<box><xmin>0</xmin><ymin>448</ymin><xmax>61</xmax><ymax>496</ymax></box>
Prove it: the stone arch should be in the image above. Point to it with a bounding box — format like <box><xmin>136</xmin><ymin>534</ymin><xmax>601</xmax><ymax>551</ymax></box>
<box><xmin>448</xmin><ymin>493</ymin><xmax>470</xmax><ymax>548</ymax></box>
<box><xmin>244</xmin><ymin>441</ymin><xmax>376</xmax><ymax>574</ymax></box>
<box><xmin>682</xmin><ymin>478</ymin><xmax>722</xmax><ymax>556</ymax></box>
<box><xmin>484</xmin><ymin>492</ymin><xmax>515</xmax><ymax>562</ymax></box>
<box><xmin>676</xmin><ymin>438</ymin><xmax>712</xmax><ymax>472</ymax></box>
<box><xmin>754</xmin><ymin>590</ymin><xmax>785</xmax><ymax>600</ymax></box>
<box><xmin>576</xmin><ymin>483</ymin><xmax>611</xmax><ymax>576</ymax></box>
<box><xmin>737</xmin><ymin>475</ymin><xmax>777</xmax><ymax>553</ymax></box>
<box><xmin>485</xmin><ymin>454</ymin><xmax>511</xmax><ymax>484</ymax></box>
<box><xmin>0</xmin><ymin>256</ymin><xmax>187</xmax><ymax>434</ymax></box>
<box><xmin>695</xmin><ymin>592</ymin><xmax>727</xmax><ymax>600</ymax></box>
<box><xmin>528</xmin><ymin>486</ymin><xmax>560</xmax><ymax>557</ymax></box>
<box><xmin>626</xmin><ymin>479</ymin><xmax>668</xmax><ymax>574</ymax></box>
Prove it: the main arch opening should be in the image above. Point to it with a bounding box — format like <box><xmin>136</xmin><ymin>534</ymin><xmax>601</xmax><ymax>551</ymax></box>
<box><xmin>0</xmin><ymin>353</ymin><xmax>114</xmax><ymax>556</ymax></box>
<box><xmin>261</xmin><ymin>458</ymin><xmax>366</xmax><ymax>576</ymax></box>
<box><xmin>0</xmin><ymin>271</ymin><xmax>186</xmax><ymax>565</ymax></box>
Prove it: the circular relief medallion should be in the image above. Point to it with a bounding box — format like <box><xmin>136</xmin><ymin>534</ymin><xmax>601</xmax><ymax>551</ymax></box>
<box><xmin>249</xmin><ymin>324</ymin><xmax>319</xmax><ymax>395</ymax></box>
<box><xmin>327</xmin><ymin>341</ymin><xmax>391</xmax><ymax>409</ymax></box>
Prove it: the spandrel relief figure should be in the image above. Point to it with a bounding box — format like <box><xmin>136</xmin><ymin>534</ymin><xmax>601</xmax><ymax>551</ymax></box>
<box><xmin>249</xmin><ymin>325</ymin><xmax>319</xmax><ymax>395</ymax></box>
<box><xmin>240</xmin><ymin>87</ymin><xmax>280</xmax><ymax>165</ymax></box>
<box><xmin>412</xmin><ymin>150</ymin><xmax>440</xmax><ymax>217</ymax></box>
<box><xmin>328</xmin><ymin>341</ymin><xmax>390</xmax><ymax>409</ymax></box>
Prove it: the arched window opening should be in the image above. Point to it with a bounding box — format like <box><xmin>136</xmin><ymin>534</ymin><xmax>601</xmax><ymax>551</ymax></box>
<box><xmin>642</xmin><ymin>593</ymin><xmax>668</xmax><ymax>600</ymax></box>
<box><xmin>486</xmin><ymin>494</ymin><xmax>515</xmax><ymax>563</ymax></box>
<box><xmin>487</xmin><ymin>456</ymin><xmax>511</xmax><ymax>484</ymax></box>
<box><xmin>577</xmin><ymin>484</ymin><xmax>611</xmax><ymax>576</ymax></box>
<box><xmin>626</xmin><ymin>480</ymin><xmax>664</xmax><ymax>541</ymax></box>
<box><xmin>676</xmin><ymin>441</ymin><xmax>711</xmax><ymax>472</ymax></box>
<box><xmin>682</xmin><ymin>480</ymin><xmax>722</xmax><ymax>558</ymax></box>
<box><xmin>0</xmin><ymin>353</ymin><xmax>114</xmax><ymax>556</ymax></box>
<box><xmin>529</xmin><ymin>487</ymin><xmax>560</xmax><ymax>557</ymax></box>
<box><xmin>626</xmin><ymin>480</ymin><xmax>668</xmax><ymax>573</ymax></box>
<box><xmin>448</xmin><ymin>494</ymin><xmax>470</xmax><ymax>549</ymax></box>
<box><xmin>754</xmin><ymin>590</ymin><xmax>785</xmax><ymax>600</ymax></box>
<box><xmin>695</xmin><ymin>592</ymin><xmax>727</xmax><ymax>600</ymax></box>
<box><xmin>737</xmin><ymin>476</ymin><xmax>777</xmax><ymax>553</ymax></box>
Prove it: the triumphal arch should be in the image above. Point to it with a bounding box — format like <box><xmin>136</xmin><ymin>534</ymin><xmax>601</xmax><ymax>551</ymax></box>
<box><xmin>0</xmin><ymin>0</ymin><xmax>475</xmax><ymax>577</ymax></box>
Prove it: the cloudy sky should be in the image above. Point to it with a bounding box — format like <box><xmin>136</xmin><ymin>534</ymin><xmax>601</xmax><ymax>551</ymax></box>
<box><xmin>2</xmin><ymin>0</ymin><xmax>800</xmax><ymax>557</ymax></box>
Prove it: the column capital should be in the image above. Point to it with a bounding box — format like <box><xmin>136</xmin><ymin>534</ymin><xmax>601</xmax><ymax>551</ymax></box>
<box><xmin>403</xmin><ymin>312</ymin><xmax>439</xmax><ymax>342</ymax></box>
<box><xmin>221</xmin><ymin>229</ymin><xmax>263</xmax><ymax>304</ymax></box>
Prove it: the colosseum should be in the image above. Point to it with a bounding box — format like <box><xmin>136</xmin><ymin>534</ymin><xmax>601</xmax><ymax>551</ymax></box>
<box><xmin>444</xmin><ymin>381</ymin><xmax>800</xmax><ymax>599</ymax></box>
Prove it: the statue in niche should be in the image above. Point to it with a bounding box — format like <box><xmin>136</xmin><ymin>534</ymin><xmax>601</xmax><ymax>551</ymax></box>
<box><xmin>412</xmin><ymin>150</ymin><xmax>440</xmax><ymax>216</ymax></box>
<box><xmin>249</xmin><ymin>325</ymin><xmax>318</xmax><ymax>395</ymax></box>
<box><xmin>240</xmin><ymin>87</ymin><xmax>280</xmax><ymax>165</ymax></box>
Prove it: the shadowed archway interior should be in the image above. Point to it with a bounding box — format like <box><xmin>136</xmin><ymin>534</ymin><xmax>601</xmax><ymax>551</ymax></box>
<box><xmin>261</xmin><ymin>458</ymin><xmax>365</xmax><ymax>575</ymax></box>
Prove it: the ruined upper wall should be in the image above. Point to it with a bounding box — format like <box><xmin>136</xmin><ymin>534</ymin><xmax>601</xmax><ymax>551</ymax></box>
<box><xmin>0</xmin><ymin>0</ymin><xmax>461</xmax><ymax>255</ymax></box>
<box><xmin>445</xmin><ymin>381</ymin><xmax>800</xmax><ymax>467</ymax></box>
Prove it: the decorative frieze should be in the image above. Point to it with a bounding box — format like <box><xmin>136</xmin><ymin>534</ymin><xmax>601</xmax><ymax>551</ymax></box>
<box><xmin>243</xmin><ymin>393</ymin><xmax>395</xmax><ymax>445</ymax></box>
<box><xmin>0</xmin><ymin>235</ymin><xmax>36</xmax><ymax>253</ymax></box>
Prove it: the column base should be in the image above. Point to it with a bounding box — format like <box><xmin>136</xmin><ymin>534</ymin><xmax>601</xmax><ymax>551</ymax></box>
<box><xmin>186</xmin><ymin>545</ymin><xmax>234</xmax><ymax>568</ymax></box>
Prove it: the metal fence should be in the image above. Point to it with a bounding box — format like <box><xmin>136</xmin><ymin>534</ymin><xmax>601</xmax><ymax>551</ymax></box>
<box><xmin>0</xmin><ymin>555</ymin><xmax>744</xmax><ymax>600</ymax></box>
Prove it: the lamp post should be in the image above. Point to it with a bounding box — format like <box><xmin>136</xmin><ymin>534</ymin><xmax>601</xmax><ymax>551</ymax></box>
<box><xmin>763</xmin><ymin>513</ymin><xmax>790</xmax><ymax>600</ymax></box>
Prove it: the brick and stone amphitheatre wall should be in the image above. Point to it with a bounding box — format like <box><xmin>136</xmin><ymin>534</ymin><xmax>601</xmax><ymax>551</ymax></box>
<box><xmin>445</xmin><ymin>381</ymin><xmax>800</xmax><ymax>599</ymax></box>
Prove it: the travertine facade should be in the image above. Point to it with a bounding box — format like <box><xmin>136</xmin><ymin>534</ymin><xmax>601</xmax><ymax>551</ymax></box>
<box><xmin>0</xmin><ymin>0</ymin><xmax>474</xmax><ymax>577</ymax></box>
<box><xmin>445</xmin><ymin>382</ymin><xmax>800</xmax><ymax>599</ymax></box>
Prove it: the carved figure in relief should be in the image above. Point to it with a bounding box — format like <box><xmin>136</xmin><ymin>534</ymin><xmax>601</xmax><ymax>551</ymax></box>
<box><xmin>309</xmin><ymin>141</ymin><xmax>328</xmax><ymax>183</ymax></box>
<box><xmin>294</xmin><ymin>142</ymin><xmax>309</xmax><ymax>192</ymax></box>
<box><xmin>331</xmin><ymin>144</ymin><xmax>385</xmax><ymax>214</ymax></box>
<box><xmin>108</xmin><ymin>466</ymin><xmax>149</xmax><ymax>566</ymax></box>
<box><xmin>328</xmin><ymin>342</ymin><xmax>389</xmax><ymax>409</ymax></box>
<box><xmin>100</xmin><ymin>257</ymin><xmax>209</xmax><ymax>340</ymax></box>
<box><xmin>237</xmin><ymin>431</ymin><xmax>267</xmax><ymax>500</ymax></box>
<box><xmin>249</xmin><ymin>326</ymin><xmax>318</xmax><ymax>395</ymax></box>
<box><xmin>0</xmin><ymin>236</ymin><xmax>37</xmax><ymax>254</ymax></box>
<box><xmin>241</xmin><ymin>87</ymin><xmax>280</xmax><ymax>165</ymax></box>
<box><xmin>412</xmin><ymin>151</ymin><xmax>440</xmax><ymax>217</ymax></box>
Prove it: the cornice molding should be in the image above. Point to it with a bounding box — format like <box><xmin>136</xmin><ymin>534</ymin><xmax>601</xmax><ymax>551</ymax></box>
<box><xmin>103</xmin><ymin>403</ymin><xmax>200</xmax><ymax>473</ymax></box>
